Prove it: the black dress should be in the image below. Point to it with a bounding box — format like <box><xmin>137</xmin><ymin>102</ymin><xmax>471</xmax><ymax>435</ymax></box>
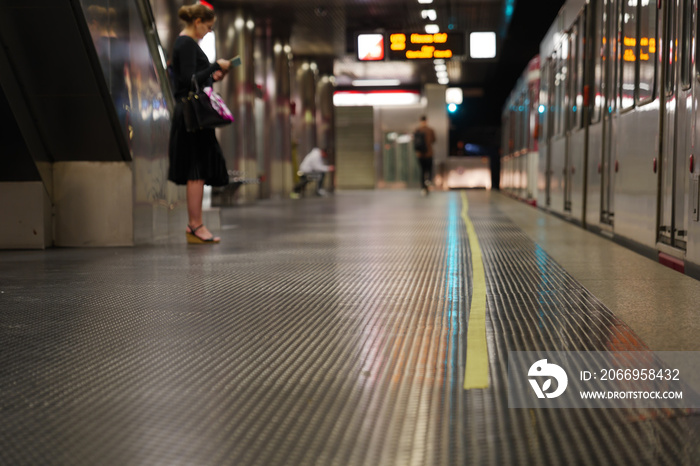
<box><xmin>168</xmin><ymin>35</ymin><xmax>229</xmax><ymax>186</ymax></box>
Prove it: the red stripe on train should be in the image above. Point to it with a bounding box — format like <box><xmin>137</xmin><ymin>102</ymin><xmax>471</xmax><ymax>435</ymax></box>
<box><xmin>658</xmin><ymin>252</ymin><xmax>685</xmax><ymax>274</ymax></box>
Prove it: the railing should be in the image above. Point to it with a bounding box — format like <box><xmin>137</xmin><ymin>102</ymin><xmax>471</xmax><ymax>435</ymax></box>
<box><xmin>134</xmin><ymin>0</ymin><xmax>175</xmax><ymax>111</ymax></box>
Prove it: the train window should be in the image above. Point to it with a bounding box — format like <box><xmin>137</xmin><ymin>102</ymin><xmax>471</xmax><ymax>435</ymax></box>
<box><xmin>555</xmin><ymin>42</ymin><xmax>568</xmax><ymax>136</ymax></box>
<box><xmin>517</xmin><ymin>94</ymin><xmax>524</xmax><ymax>151</ymax></box>
<box><xmin>665</xmin><ymin>0</ymin><xmax>677</xmax><ymax>95</ymax></box>
<box><xmin>551</xmin><ymin>50</ymin><xmax>556</xmax><ymax>136</ymax></box>
<box><xmin>570</xmin><ymin>23</ymin><xmax>585</xmax><ymax>130</ymax></box>
<box><xmin>575</xmin><ymin>16</ymin><xmax>585</xmax><ymax>128</ymax></box>
<box><xmin>541</xmin><ymin>61</ymin><xmax>551</xmax><ymax>141</ymax></box>
<box><xmin>568</xmin><ymin>30</ymin><xmax>578</xmax><ymax>130</ymax></box>
<box><xmin>605</xmin><ymin>0</ymin><xmax>618</xmax><ymax>114</ymax></box>
<box><xmin>522</xmin><ymin>92</ymin><xmax>530</xmax><ymax>150</ymax></box>
<box><xmin>591</xmin><ymin>0</ymin><xmax>605</xmax><ymax>123</ymax></box>
<box><xmin>620</xmin><ymin>0</ymin><xmax>637</xmax><ymax>109</ymax></box>
<box><xmin>697</xmin><ymin>0</ymin><xmax>700</xmax><ymax>82</ymax></box>
<box><xmin>548</xmin><ymin>56</ymin><xmax>557</xmax><ymax>139</ymax></box>
<box><xmin>529</xmin><ymin>84</ymin><xmax>538</xmax><ymax>147</ymax></box>
<box><xmin>680</xmin><ymin>0</ymin><xmax>693</xmax><ymax>90</ymax></box>
<box><xmin>554</xmin><ymin>53</ymin><xmax>560</xmax><ymax>136</ymax></box>
<box><xmin>638</xmin><ymin>0</ymin><xmax>657</xmax><ymax>102</ymax></box>
<box><xmin>518</xmin><ymin>92</ymin><xmax>527</xmax><ymax>150</ymax></box>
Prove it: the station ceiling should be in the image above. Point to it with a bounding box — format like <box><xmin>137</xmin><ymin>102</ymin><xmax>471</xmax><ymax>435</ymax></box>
<box><xmin>212</xmin><ymin>0</ymin><xmax>566</xmax><ymax>125</ymax></box>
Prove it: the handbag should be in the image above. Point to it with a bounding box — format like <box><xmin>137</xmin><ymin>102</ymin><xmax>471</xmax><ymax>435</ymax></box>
<box><xmin>183</xmin><ymin>75</ymin><xmax>233</xmax><ymax>132</ymax></box>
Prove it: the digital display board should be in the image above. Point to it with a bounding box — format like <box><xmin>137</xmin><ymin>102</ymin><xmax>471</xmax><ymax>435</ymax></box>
<box><xmin>357</xmin><ymin>33</ymin><xmax>385</xmax><ymax>61</ymax></box>
<box><xmin>388</xmin><ymin>32</ymin><xmax>464</xmax><ymax>60</ymax></box>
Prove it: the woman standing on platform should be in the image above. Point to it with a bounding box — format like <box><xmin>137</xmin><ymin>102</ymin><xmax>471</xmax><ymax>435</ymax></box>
<box><xmin>169</xmin><ymin>2</ymin><xmax>231</xmax><ymax>244</ymax></box>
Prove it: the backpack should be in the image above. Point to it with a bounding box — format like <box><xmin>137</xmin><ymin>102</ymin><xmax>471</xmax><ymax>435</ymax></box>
<box><xmin>414</xmin><ymin>129</ymin><xmax>427</xmax><ymax>152</ymax></box>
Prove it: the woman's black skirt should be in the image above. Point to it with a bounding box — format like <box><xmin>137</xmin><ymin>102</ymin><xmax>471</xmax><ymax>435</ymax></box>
<box><xmin>168</xmin><ymin>100</ymin><xmax>229</xmax><ymax>187</ymax></box>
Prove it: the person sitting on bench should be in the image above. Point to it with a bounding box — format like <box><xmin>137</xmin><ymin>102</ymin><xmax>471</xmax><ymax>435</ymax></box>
<box><xmin>291</xmin><ymin>147</ymin><xmax>335</xmax><ymax>198</ymax></box>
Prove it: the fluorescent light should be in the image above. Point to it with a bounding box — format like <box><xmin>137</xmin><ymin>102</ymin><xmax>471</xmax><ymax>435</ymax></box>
<box><xmin>425</xmin><ymin>24</ymin><xmax>440</xmax><ymax>34</ymax></box>
<box><xmin>434</xmin><ymin>64</ymin><xmax>447</xmax><ymax>72</ymax></box>
<box><xmin>418</xmin><ymin>0</ymin><xmax>434</xmax><ymax>3</ymax></box>
<box><xmin>470</xmin><ymin>32</ymin><xmax>496</xmax><ymax>59</ymax></box>
<box><xmin>351</xmin><ymin>79</ymin><xmax>401</xmax><ymax>87</ymax></box>
<box><xmin>421</xmin><ymin>9</ymin><xmax>437</xmax><ymax>21</ymax></box>
<box><xmin>446</xmin><ymin>87</ymin><xmax>463</xmax><ymax>104</ymax></box>
<box><xmin>334</xmin><ymin>91</ymin><xmax>420</xmax><ymax>107</ymax></box>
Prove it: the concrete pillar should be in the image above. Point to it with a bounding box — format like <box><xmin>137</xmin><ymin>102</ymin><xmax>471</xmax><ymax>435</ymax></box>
<box><xmin>261</xmin><ymin>38</ymin><xmax>294</xmax><ymax>198</ymax></box>
<box><xmin>294</xmin><ymin>61</ymin><xmax>318</xmax><ymax>162</ymax></box>
<box><xmin>316</xmin><ymin>75</ymin><xmax>336</xmax><ymax>191</ymax></box>
<box><xmin>215</xmin><ymin>9</ymin><xmax>257</xmax><ymax>204</ymax></box>
<box><xmin>255</xmin><ymin>20</ymin><xmax>272</xmax><ymax>199</ymax></box>
<box><xmin>0</xmin><ymin>182</ymin><xmax>52</xmax><ymax>249</ymax></box>
<box><xmin>53</xmin><ymin>162</ymin><xmax>133</xmax><ymax>247</ymax></box>
<box><xmin>254</xmin><ymin>21</ymin><xmax>292</xmax><ymax>199</ymax></box>
<box><xmin>276</xmin><ymin>43</ymin><xmax>293</xmax><ymax>195</ymax></box>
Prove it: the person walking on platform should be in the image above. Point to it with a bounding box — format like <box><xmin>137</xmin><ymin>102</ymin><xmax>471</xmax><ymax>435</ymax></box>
<box><xmin>168</xmin><ymin>2</ymin><xmax>231</xmax><ymax>244</ymax></box>
<box><xmin>290</xmin><ymin>148</ymin><xmax>335</xmax><ymax>199</ymax></box>
<box><xmin>414</xmin><ymin>115</ymin><xmax>436</xmax><ymax>196</ymax></box>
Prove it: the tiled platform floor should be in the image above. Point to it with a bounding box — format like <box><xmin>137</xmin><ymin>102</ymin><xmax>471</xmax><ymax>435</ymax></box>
<box><xmin>1</xmin><ymin>190</ymin><xmax>698</xmax><ymax>465</ymax></box>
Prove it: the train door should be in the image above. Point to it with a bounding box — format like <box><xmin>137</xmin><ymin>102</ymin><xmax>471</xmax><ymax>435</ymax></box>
<box><xmin>516</xmin><ymin>92</ymin><xmax>524</xmax><ymax>195</ymax></box>
<box><xmin>539</xmin><ymin>56</ymin><xmax>555</xmax><ymax>207</ymax></box>
<box><xmin>520</xmin><ymin>89</ymin><xmax>529</xmax><ymax>197</ymax></box>
<box><xmin>549</xmin><ymin>42</ymin><xmax>569</xmax><ymax>215</ymax></box>
<box><xmin>564</xmin><ymin>28</ymin><xmax>576</xmax><ymax>212</ymax></box>
<box><xmin>586</xmin><ymin>0</ymin><xmax>606</xmax><ymax>227</ymax></box>
<box><xmin>567</xmin><ymin>13</ymin><xmax>588</xmax><ymax>221</ymax></box>
<box><xmin>659</xmin><ymin>0</ymin><xmax>694</xmax><ymax>250</ymax></box>
<box><xmin>508</xmin><ymin>104</ymin><xmax>516</xmax><ymax>190</ymax></box>
<box><xmin>601</xmin><ymin>0</ymin><xmax>620</xmax><ymax>226</ymax></box>
<box><xmin>527</xmin><ymin>59</ymin><xmax>540</xmax><ymax>201</ymax></box>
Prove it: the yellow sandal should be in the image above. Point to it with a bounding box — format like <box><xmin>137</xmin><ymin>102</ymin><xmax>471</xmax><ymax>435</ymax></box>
<box><xmin>186</xmin><ymin>224</ymin><xmax>220</xmax><ymax>244</ymax></box>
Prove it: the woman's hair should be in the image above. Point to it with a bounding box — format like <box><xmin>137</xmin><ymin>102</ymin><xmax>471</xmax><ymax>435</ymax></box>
<box><xmin>178</xmin><ymin>3</ymin><xmax>216</xmax><ymax>24</ymax></box>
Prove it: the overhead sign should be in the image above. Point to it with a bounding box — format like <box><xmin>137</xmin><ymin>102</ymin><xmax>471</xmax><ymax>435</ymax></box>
<box><xmin>388</xmin><ymin>32</ymin><xmax>464</xmax><ymax>60</ymax></box>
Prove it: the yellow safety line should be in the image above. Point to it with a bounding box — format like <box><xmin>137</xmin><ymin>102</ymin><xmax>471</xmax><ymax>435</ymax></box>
<box><xmin>461</xmin><ymin>191</ymin><xmax>490</xmax><ymax>389</ymax></box>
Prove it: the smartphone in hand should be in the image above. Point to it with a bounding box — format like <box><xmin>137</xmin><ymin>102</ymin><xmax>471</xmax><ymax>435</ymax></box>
<box><xmin>230</xmin><ymin>56</ymin><xmax>242</xmax><ymax>67</ymax></box>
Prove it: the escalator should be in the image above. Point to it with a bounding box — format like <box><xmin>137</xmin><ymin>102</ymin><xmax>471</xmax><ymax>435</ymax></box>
<box><xmin>0</xmin><ymin>0</ymin><xmax>178</xmax><ymax>247</ymax></box>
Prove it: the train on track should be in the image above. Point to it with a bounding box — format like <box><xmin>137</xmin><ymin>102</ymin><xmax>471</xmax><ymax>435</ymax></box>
<box><xmin>501</xmin><ymin>0</ymin><xmax>700</xmax><ymax>277</ymax></box>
